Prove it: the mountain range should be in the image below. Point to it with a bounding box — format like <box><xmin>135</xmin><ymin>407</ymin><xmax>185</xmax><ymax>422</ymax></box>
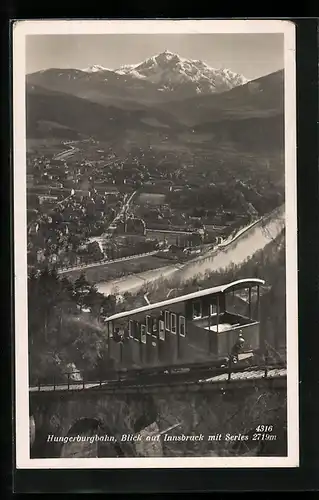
<box><xmin>27</xmin><ymin>50</ymin><xmax>248</xmax><ymax>105</ymax></box>
<box><xmin>26</xmin><ymin>84</ymin><xmax>186</xmax><ymax>142</ymax></box>
<box><xmin>26</xmin><ymin>51</ymin><xmax>284</xmax><ymax>155</ymax></box>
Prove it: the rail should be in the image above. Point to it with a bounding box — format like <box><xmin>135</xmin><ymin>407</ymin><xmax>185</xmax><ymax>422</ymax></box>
<box><xmin>30</xmin><ymin>356</ymin><xmax>286</xmax><ymax>393</ymax></box>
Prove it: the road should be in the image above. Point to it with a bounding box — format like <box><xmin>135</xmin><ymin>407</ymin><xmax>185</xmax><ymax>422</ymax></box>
<box><xmin>53</xmin><ymin>144</ymin><xmax>79</xmax><ymax>161</ymax></box>
<box><xmin>56</xmin><ymin>190</ymin><xmax>74</xmax><ymax>207</ymax></box>
<box><xmin>146</xmin><ymin>229</ymin><xmax>194</xmax><ymax>235</ymax></box>
<box><xmin>106</xmin><ymin>190</ymin><xmax>137</xmax><ymax>231</ymax></box>
<box><xmin>57</xmin><ymin>249</ymin><xmax>163</xmax><ymax>274</ymax></box>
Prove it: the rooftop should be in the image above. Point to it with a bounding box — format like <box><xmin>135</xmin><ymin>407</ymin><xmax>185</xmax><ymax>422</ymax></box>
<box><xmin>105</xmin><ymin>278</ymin><xmax>265</xmax><ymax>322</ymax></box>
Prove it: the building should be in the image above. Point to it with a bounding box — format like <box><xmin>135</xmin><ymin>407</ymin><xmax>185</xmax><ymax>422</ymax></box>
<box><xmin>36</xmin><ymin>250</ymin><xmax>46</xmax><ymax>263</ymax></box>
<box><xmin>28</xmin><ymin>222</ymin><xmax>39</xmax><ymax>235</ymax></box>
<box><xmin>38</xmin><ymin>195</ymin><xmax>58</xmax><ymax>206</ymax></box>
<box><xmin>27</xmin><ymin>174</ymin><xmax>34</xmax><ymax>187</ymax></box>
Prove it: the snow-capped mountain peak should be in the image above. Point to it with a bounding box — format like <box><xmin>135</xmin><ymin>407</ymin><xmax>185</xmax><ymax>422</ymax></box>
<box><xmin>114</xmin><ymin>51</ymin><xmax>248</xmax><ymax>94</ymax></box>
<box><xmin>82</xmin><ymin>64</ymin><xmax>112</xmax><ymax>73</ymax></box>
<box><xmin>28</xmin><ymin>51</ymin><xmax>250</xmax><ymax>103</ymax></box>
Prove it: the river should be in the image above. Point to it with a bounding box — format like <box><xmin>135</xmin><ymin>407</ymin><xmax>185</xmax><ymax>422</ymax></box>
<box><xmin>96</xmin><ymin>205</ymin><xmax>285</xmax><ymax>297</ymax></box>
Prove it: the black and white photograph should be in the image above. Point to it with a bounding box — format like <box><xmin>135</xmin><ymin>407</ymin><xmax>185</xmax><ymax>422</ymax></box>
<box><xmin>13</xmin><ymin>19</ymin><xmax>298</xmax><ymax>468</ymax></box>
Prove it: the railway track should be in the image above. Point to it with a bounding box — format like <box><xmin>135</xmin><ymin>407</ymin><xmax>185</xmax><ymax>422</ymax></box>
<box><xmin>101</xmin><ymin>360</ymin><xmax>286</xmax><ymax>387</ymax></box>
<box><xmin>30</xmin><ymin>358</ymin><xmax>286</xmax><ymax>393</ymax></box>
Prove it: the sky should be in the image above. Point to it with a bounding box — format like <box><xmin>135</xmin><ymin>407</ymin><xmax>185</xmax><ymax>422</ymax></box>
<box><xmin>26</xmin><ymin>33</ymin><xmax>284</xmax><ymax>80</ymax></box>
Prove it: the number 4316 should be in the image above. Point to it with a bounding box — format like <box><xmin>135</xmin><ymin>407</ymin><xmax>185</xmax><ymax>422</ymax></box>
<box><xmin>255</xmin><ymin>425</ymin><xmax>273</xmax><ymax>432</ymax></box>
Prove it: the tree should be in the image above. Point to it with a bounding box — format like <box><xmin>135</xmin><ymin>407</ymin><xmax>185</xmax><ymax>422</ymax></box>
<box><xmin>100</xmin><ymin>295</ymin><xmax>117</xmax><ymax>319</ymax></box>
<box><xmin>74</xmin><ymin>273</ymin><xmax>91</xmax><ymax>310</ymax></box>
<box><xmin>28</xmin><ymin>268</ymin><xmax>118</xmax><ymax>383</ymax></box>
<box><xmin>87</xmin><ymin>241</ymin><xmax>104</xmax><ymax>262</ymax></box>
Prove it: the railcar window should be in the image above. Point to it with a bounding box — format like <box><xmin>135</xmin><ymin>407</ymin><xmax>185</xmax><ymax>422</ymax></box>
<box><xmin>227</xmin><ymin>287</ymin><xmax>250</xmax><ymax>317</ymax></box>
<box><xmin>159</xmin><ymin>320</ymin><xmax>165</xmax><ymax>340</ymax></box>
<box><xmin>117</xmin><ymin>324</ymin><xmax>126</xmax><ymax>337</ymax></box>
<box><xmin>113</xmin><ymin>327</ymin><xmax>123</xmax><ymax>343</ymax></box>
<box><xmin>134</xmin><ymin>322</ymin><xmax>140</xmax><ymax>341</ymax></box>
<box><xmin>109</xmin><ymin>321</ymin><xmax>114</xmax><ymax>338</ymax></box>
<box><xmin>165</xmin><ymin>311</ymin><xmax>170</xmax><ymax>331</ymax></box>
<box><xmin>171</xmin><ymin>313</ymin><xmax>177</xmax><ymax>334</ymax></box>
<box><xmin>179</xmin><ymin>316</ymin><xmax>186</xmax><ymax>337</ymax></box>
<box><xmin>250</xmin><ymin>285</ymin><xmax>259</xmax><ymax>320</ymax></box>
<box><xmin>128</xmin><ymin>320</ymin><xmax>133</xmax><ymax>338</ymax></box>
<box><xmin>152</xmin><ymin>320</ymin><xmax>158</xmax><ymax>335</ymax></box>
<box><xmin>146</xmin><ymin>315</ymin><xmax>151</xmax><ymax>334</ymax></box>
<box><xmin>210</xmin><ymin>303</ymin><xmax>218</xmax><ymax>316</ymax></box>
<box><xmin>141</xmin><ymin>325</ymin><xmax>147</xmax><ymax>344</ymax></box>
<box><xmin>192</xmin><ymin>300</ymin><xmax>202</xmax><ymax>319</ymax></box>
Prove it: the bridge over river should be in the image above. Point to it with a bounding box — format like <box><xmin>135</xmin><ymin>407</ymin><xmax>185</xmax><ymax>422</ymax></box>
<box><xmin>29</xmin><ymin>361</ymin><xmax>287</xmax><ymax>458</ymax></box>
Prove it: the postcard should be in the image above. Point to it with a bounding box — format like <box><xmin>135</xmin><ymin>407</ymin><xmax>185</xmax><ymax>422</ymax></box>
<box><xmin>13</xmin><ymin>19</ymin><xmax>298</xmax><ymax>469</ymax></box>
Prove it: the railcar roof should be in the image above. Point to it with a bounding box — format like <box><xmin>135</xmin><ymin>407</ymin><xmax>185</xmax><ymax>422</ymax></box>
<box><xmin>105</xmin><ymin>278</ymin><xmax>265</xmax><ymax>322</ymax></box>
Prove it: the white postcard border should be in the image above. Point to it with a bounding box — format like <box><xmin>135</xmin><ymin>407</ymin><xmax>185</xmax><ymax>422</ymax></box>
<box><xmin>13</xmin><ymin>19</ymin><xmax>298</xmax><ymax>469</ymax></box>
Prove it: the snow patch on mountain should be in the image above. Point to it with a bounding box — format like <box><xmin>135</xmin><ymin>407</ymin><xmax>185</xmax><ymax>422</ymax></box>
<box><xmin>82</xmin><ymin>65</ymin><xmax>113</xmax><ymax>73</ymax></box>
<box><xmin>80</xmin><ymin>50</ymin><xmax>248</xmax><ymax>94</ymax></box>
<box><xmin>29</xmin><ymin>51</ymin><xmax>250</xmax><ymax>101</ymax></box>
<box><xmin>114</xmin><ymin>50</ymin><xmax>248</xmax><ymax>93</ymax></box>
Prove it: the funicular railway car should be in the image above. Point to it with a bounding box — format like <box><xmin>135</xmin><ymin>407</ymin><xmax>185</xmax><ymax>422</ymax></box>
<box><xmin>104</xmin><ymin>278</ymin><xmax>265</xmax><ymax>374</ymax></box>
